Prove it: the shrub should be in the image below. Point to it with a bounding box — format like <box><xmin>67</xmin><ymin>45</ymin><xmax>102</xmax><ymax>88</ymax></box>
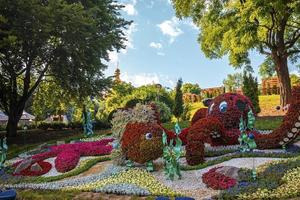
<box><xmin>173</xmin><ymin>78</ymin><xmax>184</xmax><ymax>120</ymax></box>
<box><xmin>152</xmin><ymin>101</ymin><xmax>172</xmax><ymax>123</ymax></box>
<box><xmin>111</xmin><ymin>104</ymin><xmax>157</xmax><ymax>139</ymax></box>
<box><xmin>181</xmin><ymin>103</ymin><xmax>192</xmax><ymax>121</ymax></box>
<box><xmin>93</xmin><ymin>120</ymin><xmax>110</xmax><ymax>130</ymax></box>
<box><xmin>121</xmin><ymin>122</ymin><xmax>163</xmax><ymax>164</ymax></box>
<box><xmin>38</xmin><ymin>122</ymin><xmax>67</xmax><ymax>130</ymax></box>
<box><xmin>68</xmin><ymin>121</ymin><xmax>82</xmax><ymax>129</ymax></box>
<box><xmin>124</xmin><ymin>98</ymin><xmax>143</xmax><ymax>109</ymax></box>
<box><xmin>55</xmin><ymin>151</ymin><xmax>80</xmax><ymax>173</ymax></box>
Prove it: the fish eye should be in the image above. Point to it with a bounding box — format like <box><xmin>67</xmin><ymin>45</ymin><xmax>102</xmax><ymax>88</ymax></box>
<box><xmin>209</xmin><ymin>103</ymin><xmax>215</xmax><ymax>114</ymax></box>
<box><xmin>145</xmin><ymin>132</ymin><xmax>153</xmax><ymax>140</ymax></box>
<box><xmin>219</xmin><ymin>101</ymin><xmax>228</xmax><ymax>113</ymax></box>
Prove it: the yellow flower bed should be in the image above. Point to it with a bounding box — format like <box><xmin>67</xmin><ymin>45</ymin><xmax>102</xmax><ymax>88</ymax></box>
<box><xmin>237</xmin><ymin>167</ymin><xmax>300</xmax><ymax>200</ymax></box>
<box><xmin>65</xmin><ymin>168</ymin><xmax>180</xmax><ymax>196</ymax></box>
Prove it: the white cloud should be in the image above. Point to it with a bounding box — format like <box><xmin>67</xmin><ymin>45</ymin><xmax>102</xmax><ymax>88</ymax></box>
<box><xmin>121</xmin><ymin>72</ymin><xmax>160</xmax><ymax>87</ymax></box>
<box><xmin>122</xmin><ymin>0</ymin><xmax>138</xmax><ymax>16</ymax></box>
<box><xmin>157</xmin><ymin>17</ymin><xmax>183</xmax><ymax>43</ymax></box>
<box><xmin>290</xmin><ymin>70</ymin><xmax>300</xmax><ymax>76</ymax></box>
<box><xmin>157</xmin><ymin>52</ymin><xmax>165</xmax><ymax>56</ymax></box>
<box><xmin>121</xmin><ymin>23</ymin><xmax>138</xmax><ymax>53</ymax></box>
<box><xmin>120</xmin><ymin>72</ymin><xmax>176</xmax><ymax>87</ymax></box>
<box><xmin>108</xmin><ymin>51</ymin><xmax>119</xmax><ymax>64</ymax></box>
<box><xmin>150</xmin><ymin>42</ymin><xmax>163</xmax><ymax>49</ymax></box>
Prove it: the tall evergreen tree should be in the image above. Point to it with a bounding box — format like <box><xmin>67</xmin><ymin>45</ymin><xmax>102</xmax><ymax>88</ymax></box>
<box><xmin>173</xmin><ymin>78</ymin><xmax>184</xmax><ymax>121</ymax></box>
<box><xmin>242</xmin><ymin>72</ymin><xmax>261</xmax><ymax>113</ymax></box>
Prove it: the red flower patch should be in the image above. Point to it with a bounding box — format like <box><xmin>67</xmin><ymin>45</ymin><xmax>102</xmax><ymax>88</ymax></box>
<box><xmin>13</xmin><ymin>161</ymin><xmax>52</xmax><ymax>176</ymax></box>
<box><xmin>202</xmin><ymin>167</ymin><xmax>237</xmax><ymax>190</ymax></box>
<box><xmin>55</xmin><ymin>151</ymin><xmax>80</xmax><ymax>173</ymax></box>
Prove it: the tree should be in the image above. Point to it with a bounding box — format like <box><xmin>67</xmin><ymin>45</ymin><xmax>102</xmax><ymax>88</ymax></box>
<box><xmin>290</xmin><ymin>74</ymin><xmax>300</xmax><ymax>86</ymax></box>
<box><xmin>173</xmin><ymin>78</ymin><xmax>184</xmax><ymax>121</ymax></box>
<box><xmin>259</xmin><ymin>57</ymin><xmax>276</xmax><ymax>79</ymax></box>
<box><xmin>242</xmin><ymin>72</ymin><xmax>261</xmax><ymax>113</ymax></box>
<box><xmin>223</xmin><ymin>73</ymin><xmax>243</xmax><ymax>92</ymax></box>
<box><xmin>32</xmin><ymin>79</ymin><xmax>75</xmax><ymax>121</ymax></box>
<box><xmin>182</xmin><ymin>83</ymin><xmax>201</xmax><ymax>94</ymax></box>
<box><xmin>0</xmin><ymin>0</ymin><xmax>130</xmax><ymax>137</ymax></box>
<box><xmin>173</xmin><ymin>0</ymin><xmax>300</xmax><ymax>106</ymax></box>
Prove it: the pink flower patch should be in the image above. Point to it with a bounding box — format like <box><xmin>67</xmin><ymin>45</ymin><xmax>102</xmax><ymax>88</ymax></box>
<box><xmin>55</xmin><ymin>151</ymin><xmax>80</xmax><ymax>173</ymax></box>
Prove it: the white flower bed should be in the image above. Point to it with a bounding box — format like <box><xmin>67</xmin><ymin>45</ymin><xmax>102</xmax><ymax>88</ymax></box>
<box><xmin>4</xmin><ymin>165</ymin><xmax>125</xmax><ymax>190</ymax></box>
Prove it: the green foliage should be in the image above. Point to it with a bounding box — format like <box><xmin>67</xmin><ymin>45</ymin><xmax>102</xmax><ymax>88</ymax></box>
<box><xmin>125</xmin><ymin>98</ymin><xmax>143</xmax><ymax>109</ymax></box>
<box><xmin>173</xmin><ymin>78</ymin><xmax>184</xmax><ymax>119</ymax></box>
<box><xmin>173</xmin><ymin>0</ymin><xmax>300</xmax><ymax>106</ymax></box>
<box><xmin>259</xmin><ymin>57</ymin><xmax>276</xmax><ymax>79</ymax></box>
<box><xmin>182</xmin><ymin>83</ymin><xmax>201</xmax><ymax>94</ymax></box>
<box><xmin>290</xmin><ymin>74</ymin><xmax>300</xmax><ymax>86</ymax></box>
<box><xmin>242</xmin><ymin>71</ymin><xmax>261</xmax><ymax>113</ymax></box>
<box><xmin>105</xmin><ymin>83</ymin><xmax>173</xmax><ymax>117</ymax></box>
<box><xmin>32</xmin><ymin>80</ymin><xmax>75</xmax><ymax>121</ymax></box>
<box><xmin>162</xmin><ymin>129</ymin><xmax>182</xmax><ymax>181</ymax></box>
<box><xmin>181</xmin><ymin>103</ymin><xmax>192</xmax><ymax>121</ymax></box>
<box><xmin>0</xmin><ymin>0</ymin><xmax>130</xmax><ymax>136</ymax></box>
<box><xmin>152</xmin><ymin>101</ymin><xmax>172</xmax><ymax>123</ymax></box>
<box><xmin>223</xmin><ymin>73</ymin><xmax>243</xmax><ymax>92</ymax></box>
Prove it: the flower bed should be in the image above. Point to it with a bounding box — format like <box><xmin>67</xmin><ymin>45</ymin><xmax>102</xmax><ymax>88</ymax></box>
<box><xmin>202</xmin><ymin>167</ymin><xmax>237</xmax><ymax>190</ymax></box>
<box><xmin>66</xmin><ymin>168</ymin><xmax>180</xmax><ymax>196</ymax></box>
<box><xmin>13</xmin><ymin>161</ymin><xmax>52</xmax><ymax>177</ymax></box>
<box><xmin>218</xmin><ymin>155</ymin><xmax>300</xmax><ymax>199</ymax></box>
<box><xmin>13</xmin><ymin>139</ymin><xmax>114</xmax><ymax>175</ymax></box>
<box><xmin>55</xmin><ymin>151</ymin><xmax>80</xmax><ymax>173</ymax></box>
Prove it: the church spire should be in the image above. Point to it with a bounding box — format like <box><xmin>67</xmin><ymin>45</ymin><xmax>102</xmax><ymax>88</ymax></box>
<box><xmin>114</xmin><ymin>62</ymin><xmax>121</xmax><ymax>83</ymax></box>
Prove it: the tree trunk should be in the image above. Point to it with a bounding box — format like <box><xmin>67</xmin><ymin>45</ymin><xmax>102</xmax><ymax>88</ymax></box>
<box><xmin>274</xmin><ymin>56</ymin><xmax>292</xmax><ymax>107</ymax></box>
<box><xmin>6</xmin><ymin>106</ymin><xmax>24</xmax><ymax>138</ymax></box>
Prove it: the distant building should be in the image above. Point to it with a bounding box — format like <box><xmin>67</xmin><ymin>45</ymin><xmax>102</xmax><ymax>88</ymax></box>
<box><xmin>0</xmin><ymin>111</ymin><xmax>35</xmax><ymax>126</ymax></box>
<box><xmin>201</xmin><ymin>86</ymin><xmax>225</xmax><ymax>98</ymax></box>
<box><xmin>261</xmin><ymin>77</ymin><xmax>280</xmax><ymax>95</ymax></box>
<box><xmin>114</xmin><ymin>63</ymin><xmax>122</xmax><ymax>83</ymax></box>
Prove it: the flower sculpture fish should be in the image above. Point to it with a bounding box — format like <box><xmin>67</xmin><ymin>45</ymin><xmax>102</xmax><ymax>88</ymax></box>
<box><xmin>186</xmin><ymin>86</ymin><xmax>300</xmax><ymax>165</ymax></box>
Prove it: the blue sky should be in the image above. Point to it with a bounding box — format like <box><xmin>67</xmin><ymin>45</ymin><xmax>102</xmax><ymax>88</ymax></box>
<box><xmin>105</xmin><ymin>0</ymin><xmax>299</xmax><ymax>89</ymax></box>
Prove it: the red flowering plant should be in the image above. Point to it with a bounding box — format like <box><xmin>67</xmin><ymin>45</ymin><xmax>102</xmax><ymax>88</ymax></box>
<box><xmin>121</xmin><ymin>122</ymin><xmax>163</xmax><ymax>164</ymax></box>
<box><xmin>191</xmin><ymin>108</ymin><xmax>208</xmax><ymax>125</ymax></box>
<box><xmin>202</xmin><ymin>167</ymin><xmax>237</xmax><ymax>190</ymax></box>
<box><xmin>55</xmin><ymin>151</ymin><xmax>80</xmax><ymax>173</ymax></box>
<box><xmin>13</xmin><ymin>161</ymin><xmax>52</xmax><ymax>176</ymax></box>
<box><xmin>186</xmin><ymin>117</ymin><xmax>225</xmax><ymax>165</ymax></box>
<box><xmin>13</xmin><ymin>138</ymin><xmax>114</xmax><ymax>175</ymax></box>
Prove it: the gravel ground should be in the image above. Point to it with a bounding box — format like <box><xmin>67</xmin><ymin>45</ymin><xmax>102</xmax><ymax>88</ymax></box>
<box><xmin>152</xmin><ymin>157</ymin><xmax>285</xmax><ymax>200</ymax></box>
